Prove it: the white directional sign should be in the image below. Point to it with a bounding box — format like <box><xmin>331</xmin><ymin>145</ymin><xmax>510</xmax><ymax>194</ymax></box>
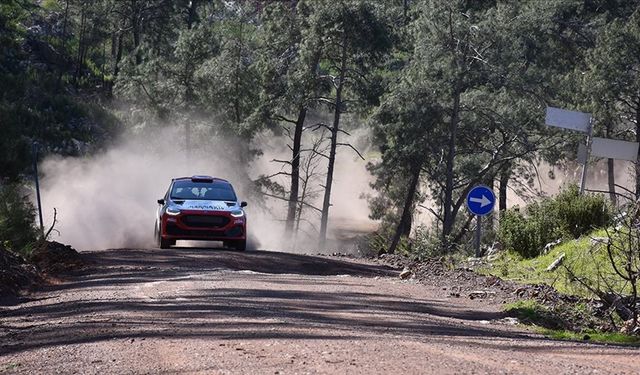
<box><xmin>591</xmin><ymin>137</ymin><xmax>639</xmax><ymax>162</ymax></box>
<box><xmin>545</xmin><ymin>107</ymin><xmax>591</xmax><ymax>133</ymax></box>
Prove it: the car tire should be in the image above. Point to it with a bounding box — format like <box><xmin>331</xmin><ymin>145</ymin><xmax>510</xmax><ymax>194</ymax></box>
<box><xmin>160</xmin><ymin>238</ymin><xmax>174</xmax><ymax>249</ymax></box>
<box><xmin>156</xmin><ymin>221</ymin><xmax>173</xmax><ymax>249</ymax></box>
<box><xmin>234</xmin><ymin>239</ymin><xmax>246</xmax><ymax>251</ymax></box>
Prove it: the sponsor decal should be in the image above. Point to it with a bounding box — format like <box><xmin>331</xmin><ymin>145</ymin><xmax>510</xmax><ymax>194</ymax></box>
<box><xmin>190</xmin><ymin>205</ymin><xmax>225</xmax><ymax>210</ymax></box>
<box><xmin>183</xmin><ymin>202</ymin><xmax>227</xmax><ymax>211</ymax></box>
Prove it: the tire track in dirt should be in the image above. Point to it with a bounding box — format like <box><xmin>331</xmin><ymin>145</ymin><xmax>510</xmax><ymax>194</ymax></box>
<box><xmin>1</xmin><ymin>248</ymin><xmax>638</xmax><ymax>374</ymax></box>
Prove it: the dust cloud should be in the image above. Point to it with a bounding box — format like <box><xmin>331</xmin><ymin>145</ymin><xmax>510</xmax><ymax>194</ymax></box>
<box><xmin>38</xmin><ymin>125</ymin><xmax>377</xmax><ymax>252</ymax></box>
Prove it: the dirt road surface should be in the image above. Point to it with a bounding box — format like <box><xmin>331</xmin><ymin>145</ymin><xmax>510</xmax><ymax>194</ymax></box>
<box><xmin>1</xmin><ymin>247</ymin><xmax>639</xmax><ymax>374</ymax></box>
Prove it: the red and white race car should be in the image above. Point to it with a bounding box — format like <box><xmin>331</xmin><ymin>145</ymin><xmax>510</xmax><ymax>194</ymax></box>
<box><xmin>154</xmin><ymin>176</ymin><xmax>247</xmax><ymax>250</ymax></box>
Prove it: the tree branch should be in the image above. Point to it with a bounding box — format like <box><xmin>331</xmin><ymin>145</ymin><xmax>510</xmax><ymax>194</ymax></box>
<box><xmin>337</xmin><ymin>142</ymin><xmax>365</xmax><ymax>160</ymax></box>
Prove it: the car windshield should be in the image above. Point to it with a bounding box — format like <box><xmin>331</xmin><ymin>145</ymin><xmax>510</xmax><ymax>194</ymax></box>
<box><xmin>170</xmin><ymin>180</ymin><xmax>237</xmax><ymax>201</ymax></box>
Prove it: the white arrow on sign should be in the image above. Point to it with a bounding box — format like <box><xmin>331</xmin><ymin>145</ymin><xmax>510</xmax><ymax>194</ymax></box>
<box><xmin>469</xmin><ymin>195</ymin><xmax>491</xmax><ymax>207</ymax></box>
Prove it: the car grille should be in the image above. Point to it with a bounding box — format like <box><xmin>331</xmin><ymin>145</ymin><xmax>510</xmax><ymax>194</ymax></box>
<box><xmin>165</xmin><ymin>223</ymin><xmax>243</xmax><ymax>238</ymax></box>
<box><xmin>181</xmin><ymin>215</ymin><xmax>230</xmax><ymax>228</ymax></box>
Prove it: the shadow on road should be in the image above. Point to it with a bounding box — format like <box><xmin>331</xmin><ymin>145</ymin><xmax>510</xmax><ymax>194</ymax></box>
<box><xmin>91</xmin><ymin>247</ymin><xmax>398</xmax><ymax>276</ymax></box>
<box><xmin>0</xmin><ymin>248</ymin><xmax>537</xmax><ymax>356</ymax></box>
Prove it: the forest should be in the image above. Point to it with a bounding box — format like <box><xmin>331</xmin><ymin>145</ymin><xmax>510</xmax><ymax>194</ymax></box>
<box><xmin>1</xmin><ymin>0</ymin><xmax>640</xmax><ymax>256</ymax></box>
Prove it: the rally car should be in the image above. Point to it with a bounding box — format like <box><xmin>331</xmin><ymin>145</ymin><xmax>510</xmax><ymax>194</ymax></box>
<box><xmin>154</xmin><ymin>176</ymin><xmax>247</xmax><ymax>250</ymax></box>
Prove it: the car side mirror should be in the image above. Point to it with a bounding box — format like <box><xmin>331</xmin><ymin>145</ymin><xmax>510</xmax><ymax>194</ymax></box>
<box><xmin>157</xmin><ymin>199</ymin><xmax>165</xmax><ymax>205</ymax></box>
<box><xmin>240</xmin><ymin>201</ymin><xmax>248</xmax><ymax>208</ymax></box>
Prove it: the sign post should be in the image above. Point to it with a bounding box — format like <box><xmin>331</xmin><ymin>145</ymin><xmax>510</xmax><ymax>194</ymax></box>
<box><xmin>545</xmin><ymin>107</ymin><xmax>592</xmax><ymax>193</ymax></box>
<box><xmin>466</xmin><ymin>186</ymin><xmax>496</xmax><ymax>257</ymax></box>
<box><xmin>578</xmin><ymin>118</ymin><xmax>593</xmax><ymax>194</ymax></box>
<box><xmin>545</xmin><ymin>106</ymin><xmax>640</xmax><ymax>196</ymax></box>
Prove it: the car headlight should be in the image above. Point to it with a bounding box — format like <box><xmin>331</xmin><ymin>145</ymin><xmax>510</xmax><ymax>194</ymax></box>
<box><xmin>165</xmin><ymin>207</ymin><xmax>181</xmax><ymax>216</ymax></box>
<box><xmin>230</xmin><ymin>210</ymin><xmax>244</xmax><ymax>218</ymax></box>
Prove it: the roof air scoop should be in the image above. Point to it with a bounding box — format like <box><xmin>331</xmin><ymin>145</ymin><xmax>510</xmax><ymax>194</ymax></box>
<box><xmin>191</xmin><ymin>175</ymin><xmax>214</xmax><ymax>183</ymax></box>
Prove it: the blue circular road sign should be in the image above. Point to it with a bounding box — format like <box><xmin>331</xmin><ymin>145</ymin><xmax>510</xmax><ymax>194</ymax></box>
<box><xmin>466</xmin><ymin>185</ymin><xmax>496</xmax><ymax>216</ymax></box>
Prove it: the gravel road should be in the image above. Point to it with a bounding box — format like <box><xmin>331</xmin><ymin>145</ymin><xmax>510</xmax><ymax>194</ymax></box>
<box><xmin>1</xmin><ymin>247</ymin><xmax>638</xmax><ymax>374</ymax></box>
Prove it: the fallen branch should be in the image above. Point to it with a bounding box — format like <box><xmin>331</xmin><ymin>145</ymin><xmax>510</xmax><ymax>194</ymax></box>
<box><xmin>545</xmin><ymin>253</ymin><xmax>565</xmax><ymax>272</ymax></box>
<box><xmin>44</xmin><ymin>208</ymin><xmax>59</xmax><ymax>240</ymax></box>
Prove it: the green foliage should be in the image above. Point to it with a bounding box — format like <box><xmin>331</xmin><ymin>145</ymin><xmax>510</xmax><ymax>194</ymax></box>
<box><xmin>498</xmin><ymin>209</ymin><xmax>546</xmax><ymax>258</ymax></box>
<box><xmin>554</xmin><ymin>185</ymin><xmax>613</xmax><ymax>237</ymax></box>
<box><xmin>411</xmin><ymin>225</ymin><xmax>448</xmax><ymax>260</ymax></box>
<box><xmin>0</xmin><ymin>0</ymin><xmax>121</xmax><ymax>180</ymax></box>
<box><xmin>360</xmin><ymin>230</ymin><xmax>395</xmax><ymax>256</ymax></box>
<box><xmin>480</xmin><ymin>227</ymin><xmax>640</xmax><ymax>298</ymax></box>
<box><xmin>0</xmin><ymin>184</ymin><xmax>38</xmax><ymax>256</ymax></box>
<box><xmin>505</xmin><ymin>299</ymin><xmax>639</xmax><ymax>343</ymax></box>
<box><xmin>504</xmin><ymin>299</ymin><xmax>552</xmax><ymax>324</ymax></box>
<box><xmin>541</xmin><ymin>329</ymin><xmax>640</xmax><ymax>346</ymax></box>
<box><xmin>498</xmin><ymin>185</ymin><xmax>612</xmax><ymax>258</ymax></box>
<box><xmin>2</xmin><ymin>0</ymin><xmax>640</xmax><ymax>256</ymax></box>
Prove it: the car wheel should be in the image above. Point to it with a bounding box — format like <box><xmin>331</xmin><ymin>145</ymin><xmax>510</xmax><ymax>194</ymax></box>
<box><xmin>154</xmin><ymin>222</ymin><xmax>161</xmax><ymax>246</ymax></box>
<box><xmin>156</xmin><ymin>221</ymin><xmax>173</xmax><ymax>249</ymax></box>
<box><xmin>234</xmin><ymin>239</ymin><xmax>246</xmax><ymax>251</ymax></box>
<box><xmin>160</xmin><ymin>238</ymin><xmax>173</xmax><ymax>249</ymax></box>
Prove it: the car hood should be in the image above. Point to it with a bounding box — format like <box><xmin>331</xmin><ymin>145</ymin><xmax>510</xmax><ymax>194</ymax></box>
<box><xmin>172</xmin><ymin>200</ymin><xmax>239</xmax><ymax>212</ymax></box>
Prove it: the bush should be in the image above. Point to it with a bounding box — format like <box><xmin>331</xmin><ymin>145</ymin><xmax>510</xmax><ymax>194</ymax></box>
<box><xmin>411</xmin><ymin>225</ymin><xmax>455</xmax><ymax>260</ymax></box>
<box><xmin>0</xmin><ymin>184</ymin><xmax>38</xmax><ymax>256</ymax></box>
<box><xmin>498</xmin><ymin>185</ymin><xmax>612</xmax><ymax>258</ymax></box>
<box><xmin>498</xmin><ymin>209</ymin><xmax>538</xmax><ymax>258</ymax></box>
<box><xmin>554</xmin><ymin>185</ymin><xmax>612</xmax><ymax>237</ymax></box>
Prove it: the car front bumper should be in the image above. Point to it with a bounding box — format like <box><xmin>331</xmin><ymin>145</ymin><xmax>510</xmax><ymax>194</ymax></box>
<box><xmin>161</xmin><ymin>210</ymin><xmax>246</xmax><ymax>241</ymax></box>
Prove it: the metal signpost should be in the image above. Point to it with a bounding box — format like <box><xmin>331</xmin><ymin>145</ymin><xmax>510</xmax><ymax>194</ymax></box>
<box><xmin>545</xmin><ymin>106</ymin><xmax>640</xmax><ymax>194</ymax></box>
<box><xmin>466</xmin><ymin>185</ymin><xmax>495</xmax><ymax>257</ymax></box>
<box><xmin>545</xmin><ymin>106</ymin><xmax>593</xmax><ymax>193</ymax></box>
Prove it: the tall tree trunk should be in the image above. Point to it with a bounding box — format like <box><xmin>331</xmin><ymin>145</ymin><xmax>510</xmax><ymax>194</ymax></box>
<box><xmin>636</xmin><ymin>102</ymin><xmax>640</xmax><ymax>200</ymax></box>
<box><xmin>442</xmin><ymin>89</ymin><xmax>461</xmax><ymax>249</ymax></box>
<box><xmin>56</xmin><ymin>0</ymin><xmax>70</xmax><ymax>88</ymax></box>
<box><xmin>319</xmin><ymin>32</ymin><xmax>348</xmax><ymax>248</ymax></box>
<box><xmin>101</xmin><ymin>40</ymin><xmax>106</xmax><ymax>89</ymax></box>
<box><xmin>402</xmin><ymin>211</ymin><xmax>412</xmax><ymax>237</ymax></box>
<box><xmin>485</xmin><ymin>176</ymin><xmax>495</xmax><ymax>230</ymax></box>
<box><xmin>499</xmin><ymin>165</ymin><xmax>510</xmax><ymax>212</ymax></box>
<box><xmin>185</xmin><ymin>123</ymin><xmax>191</xmax><ymax>166</ymax></box>
<box><xmin>608</xmin><ymin>158</ymin><xmax>616</xmax><ymax>204</ymax></box>
<box><xmin>73</xmin><ymin>7</ymin><xmax>87</xmax><ymax>88</ymax></box>
<box><xmin>403</xmin><ymin>0</ymin><xmax>409</xmax><ymax>25</ymax></box>
<box><xmin>286</xmin><ymin>52</ymin><xmax>319</xmax><ymax>235</ymax></box>
<box><xmin>110</xmin><ymin>31</ymin><xmax>124</xmax><ymax>95</ymax></box>
<box><xmin>388</xmin><ymin>164</ymin><xmax>421</xmax><ymax>254</ymax></box>
<box><xmin>285</xmin><ymin>106</ymin><xmax>307</xmax><ymax>235</ymax></box>
<box><xmin>132</xmin><ymin>0</ymin><xmax>142</xmax><ymax>66</ymax></box>
<box><xmin>605</xmin><ymin>123</ymin><xmax>617</xmax><ymax>205</ymax></box>
<box><xmin>187</xmin><ymin>0</ymin><xmax>198</xmax><ymax>29</ymax></box>
<box><xmin>233</xmin><ymin>22</ymin><xmax>244</xmax><ymax>126</ymax></box>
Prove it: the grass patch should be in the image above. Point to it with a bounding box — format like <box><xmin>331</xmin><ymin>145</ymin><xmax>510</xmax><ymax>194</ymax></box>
<box><xmin>479</xmin><ymin>229</ymin><xmax>633</xmax><ymax>297</ymax></box>
<box><xmin>504</xmin><ymin>300</ymin><xmax>546</xmax><ymax>319</ymax></box>
<box><xmin>505</xmin><ymin>300</ymin><xmax>640</xmax><ymax>345</ymax></box>
<box><xmin>539</xmin><ymin>329</ymin><xmax>640</xmax><ymax>346</ymax></box>
<box><xmin>3</xmin><ymin>363</ymin><xmax>21</xmax><ymax>371</ymax></box>
<box><xmin>504</xmin><ymin>300</ymin><xmax>562</xmax><ymax>329</ymax></box>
